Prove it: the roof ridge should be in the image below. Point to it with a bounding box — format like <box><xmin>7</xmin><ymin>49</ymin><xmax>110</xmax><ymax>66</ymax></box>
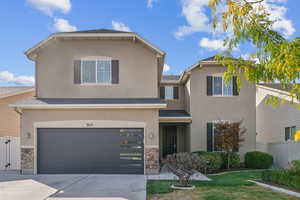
<box><xmin>61</xmin><ymin>28</ymin><xmax>132</xmax><ymax>34</ymax></box>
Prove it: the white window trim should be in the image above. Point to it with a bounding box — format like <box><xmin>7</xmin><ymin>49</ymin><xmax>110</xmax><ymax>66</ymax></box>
<box><xmin>80</xmin><ymin>57</ymin><xmax>113</xmax><ymax>85</ymax></box>
<box><xmin>212</xmin><ymin>75</ymin><xmax>234</xmax><ymax>97</ymax></box>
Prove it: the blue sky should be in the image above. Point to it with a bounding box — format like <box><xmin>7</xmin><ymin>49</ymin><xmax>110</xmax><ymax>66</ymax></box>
<box><xmin>0</xmin><ymin>0</ymin><xmax>299</xmax><ymax>86</ymax></box>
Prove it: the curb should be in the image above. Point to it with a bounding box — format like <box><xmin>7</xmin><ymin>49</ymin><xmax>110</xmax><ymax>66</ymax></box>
<box><xmin>248</xmin><ymin>180</ymin><xmax>300</xmax><ymax>198</ymax></box>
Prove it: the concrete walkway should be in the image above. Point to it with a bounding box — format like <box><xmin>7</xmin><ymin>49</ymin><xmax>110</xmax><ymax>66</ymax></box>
<box><xmin>147</xmin><ymin>172</ymin><xmax>211</xmax><ymax>181</ymax></box>
<box><xmin>0</xmin><ymin>174</ymin><xmax>146</xmax><ymax>200</ymax></box>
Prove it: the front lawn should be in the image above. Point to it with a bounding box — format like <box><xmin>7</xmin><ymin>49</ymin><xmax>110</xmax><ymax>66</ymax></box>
<box><xmin>147</xmin><ymin>171</ymin><xmax>300</xmax><ymax>200</ymax></box>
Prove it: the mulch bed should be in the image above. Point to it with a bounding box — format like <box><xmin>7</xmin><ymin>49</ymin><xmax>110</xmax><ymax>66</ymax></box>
<box><xmin>254</xmin><ymin>179</ymin><xmax>300</xmax><ymax>194</ymax></box>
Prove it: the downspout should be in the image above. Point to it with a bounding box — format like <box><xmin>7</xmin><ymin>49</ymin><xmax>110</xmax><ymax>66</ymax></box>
<box><xmin>14</xmin><ymin>107</ymin><xmax>22</xmax><ymax>174</ymax></box>
<box><xmin>14</xmin><ymin>107</ymin><xmax>23</xmax><ymax>115</ymax></box>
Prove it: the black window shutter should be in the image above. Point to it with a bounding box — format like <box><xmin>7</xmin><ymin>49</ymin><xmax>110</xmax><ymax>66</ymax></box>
<box><xmin>74</xmin><ymin>60</ymin><xmax>81</xmax><ymax>84</ymax></box>
<box><xmin>233</xmin><ymin>76</ymin><xmax>239</xmax><ymax>96</ymax></box>
<box><xmin>160</xmin><ymin>86</ymin><xmax>165</xmax><ymax>99</ymax></box>
<box><xmin>207</xmin><ymin>76</ymin><xmax>213</xmax><ymax>96</ymax></box>
<box><xmin>207</xmin><ymin>123</ymin><xmax>213</xmax><ymax>152</ymax></box>
<box><xmin>233</xmin><ymin>133</ymin><xmax>239</xmax><ymax>152</ymax></box>
<box><xmin>173</xmin><ymin>86</ymin><xmax>179</xmax><ymax>99</ymax></box>
<box><xmin>285</xmin><ymin>127</ymin><xmax>290</xmax><ymax>141</ymax></box>
<box><xmin>112</xmin><ymin>60</ymin><xmax>119</xmax><ymax>84</ymax></box>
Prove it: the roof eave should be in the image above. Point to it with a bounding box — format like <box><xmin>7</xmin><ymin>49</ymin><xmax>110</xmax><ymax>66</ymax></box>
<box><xmin>10</xmin><ymin>103</ymin><xmax>167</xmax><ymax>109</ymax></box>
<box><xmin>159</xmin><ymin>116</ymin><xmax>192</xmax><ymax>123</ymax></box>
<box><xmin>25</xmin><ymin>32</ymin><xmax>165</xmax><ymax>61</ymax></box>
<box><xmin>0</xmin><ymin>88</ymin><xmax>35</xmax><ymax>99</ymax></box>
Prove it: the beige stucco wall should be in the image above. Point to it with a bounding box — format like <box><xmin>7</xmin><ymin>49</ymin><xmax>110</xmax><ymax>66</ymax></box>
<box><xmin>159</xmin><ymin>83</ymin><xmax>185</xmax><ymax>110</ymax></box>
<box><xmin>256</xmin><ymin>86</ymin><xmax>300</xmax><ymax>143</ymax></box>
<box><xmin>189</xmin><ymin>65</ymin><xmax>256</xmax><ymax>156</ymax></box>
<box><xmin>0</xmin><ymin>91</ymin><xmax>34</xmax><ymax>137</ymax></box>
<box><xmin>20</xmin><ymin>109</ymin><xmax>159</xmax><ymax>147</ymax></box>
<box><xmin>185</xmin><ymin>79</ymin><xmax>191</xmax><ymax>113</ymax></box>
<box><xmin>35</xmin><ymin>39</ymin><xmax>158</xmax><ymax>98</ymax></box>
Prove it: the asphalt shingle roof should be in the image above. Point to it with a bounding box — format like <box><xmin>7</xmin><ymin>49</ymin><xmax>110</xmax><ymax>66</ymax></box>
<box><xmin>201</xmin><ymin>56</ymin><xmax>218</xmax><ymax>61</ymax></box>
<box><xmin>0</xmin><ymin>87</ymin><xmax>34</xmax><ymax>99</ymax></box>
<box><xmin>159</xmin><ymin>110</ymin><xmax>191</xmax><ymax>118</ymax></box>
<box><xmin>259</xmin><ymin>83</ymin><xmax>299</xmax><ymax>92</ymax></box>
<box><xmin>62</xmin><ymin>29</ymin><xmax>132</xmax><ymax>34</ymax></box>
<box><xmin>161</xmin><ymin>75</ymin><xmax>181</xmax><ymax>81</ymax></box>
<box><xmin>13</xmin><ymin>98</ymin><xmax>166</xmax><ymax>106</ymax></box>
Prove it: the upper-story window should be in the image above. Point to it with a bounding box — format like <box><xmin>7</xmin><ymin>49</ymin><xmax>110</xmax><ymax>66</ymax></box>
<box><xmin>207</xmin><ymin>75</ymin><xmax>238</xmax><ymax>96</ymax></box>
<box><xmin>285</xmin><ymin>126</ymin><xmax>296</xmax><ymax>141</ymax></box>
<box><xmin>213</xmin><ymin>76</ymin><xmax>233</xmax><ymax>96</ymax></box>
<box><xmin>74</xmin><ymin>57</ymin><xmax>119</xmax><ymax>85</ymax></box>
<box><xmin>160</xmin><ymin>86</ymin><xmax>179</xmax><ymax>100</ymax></box>
<box><xmin>165</xmin><ymin>86</ymin><xmax>174</xmax><ymax>100</ymax></box>
<box><xmin>81</xmin><ymin>58</ymin><xmax>112</xmax><ymax>84</ymax></box>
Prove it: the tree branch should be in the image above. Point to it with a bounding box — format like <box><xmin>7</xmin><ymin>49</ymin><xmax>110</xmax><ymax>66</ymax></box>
<box><xmin>243</xmin><ymin>0</ymin><xmax>265</xmax><ymax>4</ymax></box>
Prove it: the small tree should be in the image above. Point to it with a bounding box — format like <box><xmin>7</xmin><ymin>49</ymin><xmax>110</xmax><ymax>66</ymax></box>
<box><xmin>163</xmin><ymin>152</ymin><xmax>206</xmax><ymax>187</ymax></box>
<box><xmin>214</xmin><ymin>120</ymin><xmax>246</xmax><ymax>169</ymax></box>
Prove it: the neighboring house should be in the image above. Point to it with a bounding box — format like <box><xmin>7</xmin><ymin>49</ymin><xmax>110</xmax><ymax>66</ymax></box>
<box><xmin>256</xmin><ymin>84</ymin><xmax>300</xmax><ymax>168</ymax></box>
<box><xmin>0</xmin><ymin>87</ymin><xmax>34</xmax><ymax>137</ymax></box>
<box><xmin>11</xmin><ymin>29</ymin><xmax>256</xmax><ymax>175</ymax></box>
<box><xmin>0</xmin><ymin>87</ymin><xmax>34</xmax><ymax>170</ymax></box>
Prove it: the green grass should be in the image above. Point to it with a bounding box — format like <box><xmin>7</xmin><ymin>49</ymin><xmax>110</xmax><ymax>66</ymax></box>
<box><xmin>147</xmin><ymin>171</ymin><xmax>300</xmax><ymax>200</ymax></box>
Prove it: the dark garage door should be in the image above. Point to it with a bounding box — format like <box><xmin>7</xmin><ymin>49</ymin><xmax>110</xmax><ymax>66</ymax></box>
<box><xmin>37</xmin><ymin>128</ymin><xmax>144</xmax><ymax>174</ymax></box>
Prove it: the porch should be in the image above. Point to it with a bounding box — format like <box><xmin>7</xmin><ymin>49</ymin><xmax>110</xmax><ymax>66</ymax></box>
<box><xmin>159</xmin><ymin>110</ymin><xmax>192</xmax><ymax>160</ymax></box>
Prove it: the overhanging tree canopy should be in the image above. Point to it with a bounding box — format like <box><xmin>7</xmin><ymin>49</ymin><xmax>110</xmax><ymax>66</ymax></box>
<box><xmin>208</xmin><ymin>0</ymin><xmax>300</xmax><ymax>103</ymax></box>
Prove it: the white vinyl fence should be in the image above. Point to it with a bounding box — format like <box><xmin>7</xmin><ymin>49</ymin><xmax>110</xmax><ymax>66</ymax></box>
<box><xmin>0</xmin><ymin>136</ymin><xmax>20</xmax><ymax>171</ymax></box>
<box><xmin>257</xmin><ymin>141</ymin><xmax>300</xmax><ymax>168</ymax></box>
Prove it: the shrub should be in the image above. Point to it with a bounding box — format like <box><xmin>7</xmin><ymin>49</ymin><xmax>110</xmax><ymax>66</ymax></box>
<box><xmin>163</xmin><ymin>152</ymin><xmax>206</xmax><ymax>187</ymax></box>
<box><xmin>262</xmin><ymin>169</ymin><xmax>300</xmax><ymax>190</ymax></box>
<box><xmin>291</xmin><ymin>160</ymin><xmax>300</xmax><ymax>171</ymax></box>
<box><xmin>195</xmin><ymin>151</ymin><xmax>222</xmax><ymax>173</ymax></box>
<box><xmin>245</xmin><ymin>151</ymin><xmax>273</xmax><ymax>169</ymax></box>
<box><xmin>219</xmin><ymin>152</ymin><xmax>240</xmax><ymax>169</ymax></box>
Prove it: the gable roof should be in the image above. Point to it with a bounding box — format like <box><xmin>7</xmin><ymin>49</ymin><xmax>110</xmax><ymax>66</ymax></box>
<box><xmin>0</xmin><ymin>86</ymin><xmax>34</xmax><ymax>99</ymax></box>
<box><xmin>25</xmin><ymin>29</ymin><xmax>165</xmax><ymax>60</ymax></box>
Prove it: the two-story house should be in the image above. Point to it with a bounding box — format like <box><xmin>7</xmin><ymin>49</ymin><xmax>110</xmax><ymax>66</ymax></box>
<box><xmin>12</xmin><ymin>29</ymin><xmax>256</xmax><ymax>175</ymax></box>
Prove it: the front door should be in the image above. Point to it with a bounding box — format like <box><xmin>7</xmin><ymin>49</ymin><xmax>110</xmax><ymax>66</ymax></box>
<box><xmin>163</xmin><ymin>126</ymin><xmax>177</xmax><ymax>157</ymax></box>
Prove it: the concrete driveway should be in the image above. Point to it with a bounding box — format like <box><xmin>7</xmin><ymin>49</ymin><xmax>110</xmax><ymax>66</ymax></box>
<box><xmin>0</xmin><ymin>174</ymin><xmax>146</xmax><ymax>200</ymax></box>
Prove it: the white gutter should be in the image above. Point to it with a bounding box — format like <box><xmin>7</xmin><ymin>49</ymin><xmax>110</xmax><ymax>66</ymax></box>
<box><xmin>159</xmin><ymin>116</ymin><xmax>192</xmax><ymax>123</ymax></box>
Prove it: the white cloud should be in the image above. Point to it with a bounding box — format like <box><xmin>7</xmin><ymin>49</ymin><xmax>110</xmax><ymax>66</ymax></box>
<box><xmin>163</xmin><ymin>64</ymin><xmax>170</xmax><ymax>73</ymax></box>
<box><xmin>263</xmin><ymin>1</ymin><xmax>295</xmax><ymax>37</ymax></box>
<box><xmin>147</xmin><ymin>0</ymin><xmax>158</xmax><ymax>8</ymax></box>
<box><xmin>175</xmin><ymin>0</ymin><xmax>210</xmax><ymax>39</ymax></box>
<box><xmin>53</xmin><ymin>18</ymin><xmax>77</xmax><ymax>32</ymax></box>
<box><xmin>175</xmin><ymin>0</ymin><xmax>295</xmax><ymax>39</ymax></box>
<box><xmin>26</xmin><ymin>0</ymin><xmax>71</xmax><ymax>16</ymax></box>
<box><xmin>199</xmin><ymin>37</ymin><xmax>227</xmax><ymax>51</ymax></box>
<box><xmin>0</xmin><ymin>71</ymin><xmax>34</xmax><ymax>85</ymax></box>
<box><xmin>111</xmin><ymin>21</ymin><xmax>131</xmax><ymax>32</ymax></box>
